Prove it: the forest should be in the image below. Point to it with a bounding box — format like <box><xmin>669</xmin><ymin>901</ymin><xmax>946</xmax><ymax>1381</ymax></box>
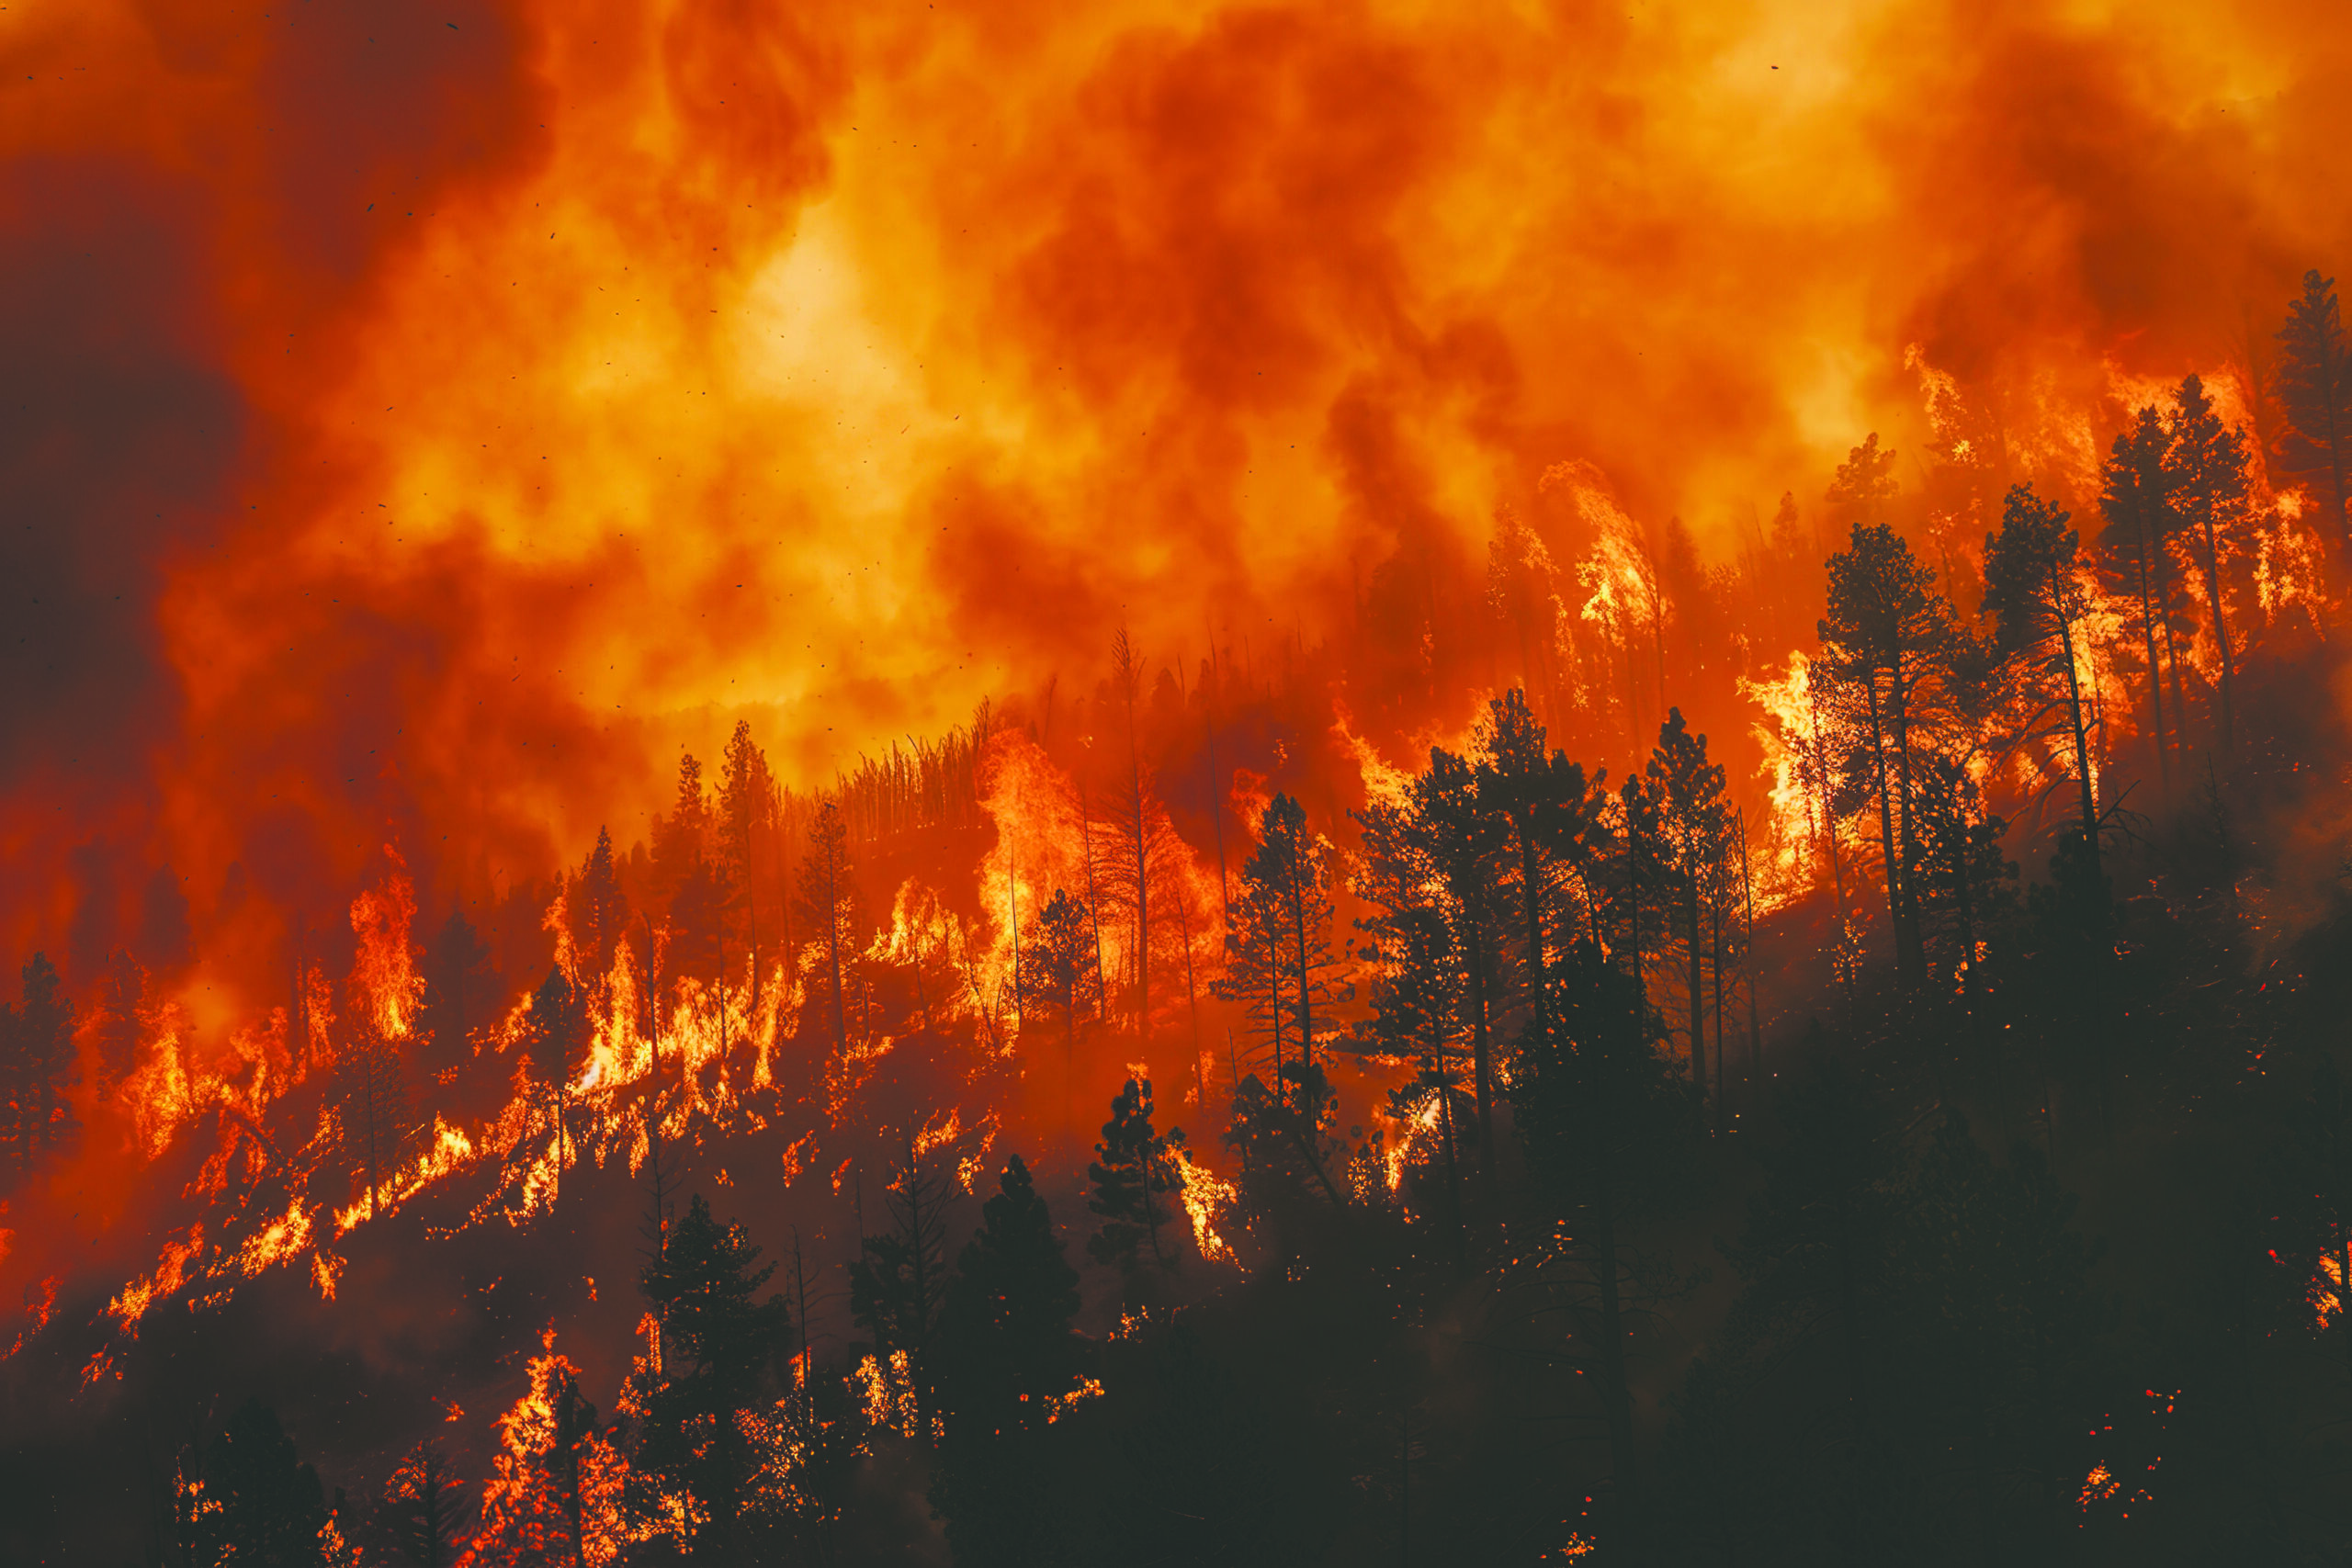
<box><xmin>6</xmin><ymin>264</ymin><xmax>2352</xmax><ymax>1564</ymax></box>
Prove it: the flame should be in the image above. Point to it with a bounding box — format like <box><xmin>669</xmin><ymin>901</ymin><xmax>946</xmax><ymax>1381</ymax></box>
<box><xmin>349</xmin><ymin>851</ymin><xmax>424</xmax><ymax>1042</ymax></box>
<box><xmin>234</xmin><ymin>1198</ymin><xmax>314</xmax><ymax>1279</ymax></box>
<box><xmin>1176</xmin><ymin>1149</ymin><xmax>1239</xmax><ymax>1266</ymax></box>
<box><xmin>469</xmin><ymin>1334</ymin><xmax>630</xmax><ymax>1568</ymax></box>
<box><xmin>105</xmin><ymin>1225</ymin><xmax>204</xmax><ymax>1336</ymax></box>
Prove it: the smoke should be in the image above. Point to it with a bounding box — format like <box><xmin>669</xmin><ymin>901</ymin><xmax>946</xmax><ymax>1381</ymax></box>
<box><xmin>9</xmin><ymin>0</ymin><xmax>2352</xmax><ymax>998</ymax></box>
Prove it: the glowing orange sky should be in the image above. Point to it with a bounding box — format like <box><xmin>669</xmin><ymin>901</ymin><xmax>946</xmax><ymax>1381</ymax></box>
<box><xmin>6</xmin><ymin>0</ymin><xmax>2350</xmax><ymax>973</ymax></box>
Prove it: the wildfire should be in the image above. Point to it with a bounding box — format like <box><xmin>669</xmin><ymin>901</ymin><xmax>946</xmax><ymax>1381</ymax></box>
<box><xmin>469</xmin><ymin>1334</ymin><xmax>630</xmax><ymax>1567</ymax></box>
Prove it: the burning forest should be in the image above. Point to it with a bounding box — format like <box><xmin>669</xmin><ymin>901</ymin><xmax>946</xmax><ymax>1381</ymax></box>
<box><xmin>9</xmin><ymin>1</ymin><xmax>2352</xmax><ymax>1563</ymax></box>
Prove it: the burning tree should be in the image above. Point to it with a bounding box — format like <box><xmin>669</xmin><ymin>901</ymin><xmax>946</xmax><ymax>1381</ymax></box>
<box><xmin>1086</xmin><ymin>1077</ymin><xmax>1187</xmax><ymax>1281</ymax></box>
<box><xmin>2275</xmin><ymin>269</ymin><xmax>2352</xmax><ymax>546</ymax></box>
<box><xmin>1015</xmin><ymin>886</ymin><xmax>1099</xmax><ymax>1122</ymax></box>
<box><xmin>1214</xmin><ymin>795</ymin><xmax>1352</xmax><ymax>1098</ymax></box>
<box><xmin>1816</xmin><ymin>519</ymin><xmax>1963</xmax><ymax>992</ymax></box>
<box><xmin>849</xmin><ymin>1138</ymin><xmax>957</xmax><ymax>1443</ymax></box>
<box><xmin>1984</xmin><ymin>483</ymin><xmax>2109</xmax><ymax>882</ymax></box>
<box><xmin>471</xmin><ymin>1343</ymin><xmax>628</xmax><ymax>1567</ymax></box>
<box><xmin>2164</xmin><ymin>373</ymin><xmax>2255</xmax><ymax>751</ymax></box>
<box><xmin>0</xmin><ymin>953</ymin><xmax>75</xmax><ymax>1176</ymax></box>
<box><xmin>632</xmin><ymin>1195</ymin><xmax>792</xmax><ymax>1557</ymax></box>
<box><xmin>793</xmin><ymin>802</ymin><xmax>861</xmax><ymax>1060</ymax></box>
<box><xmin>379</xmin><ymin>1440</ymin><xmax>473</xmax><ymax>1568</ymax></box>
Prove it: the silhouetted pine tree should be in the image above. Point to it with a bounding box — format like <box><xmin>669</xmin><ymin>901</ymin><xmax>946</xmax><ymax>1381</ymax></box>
<box><xmin>378</xmin><ymin>1440</ymin><xmax>470</xmax><ymax>1567</ymax></box>
<box><xmin>1818</xmin><ymin>522</ymin><xmax>1957</xmax><ymax>990</ymax></box>
<box><xmin>2100</xmin><ymin>406</ymin><xmax>2184</xmax><ymax>788</ymax></box>
<box><xmin>1984</xmin><ymin>484</ymin><xmax>2106</xmax><ymax>874</ymax></box>
<box><xmin>1016</xmin><ymin>888</ymin><xmax>1097</xmax><ymax>1124</ymax></box>
<box><xmin>417</xmin><ymin>909</ymin><xmax>491</xmax><ymax>1084</ymax></box>
<box><xmin>1394</xmin><ymin>744</ymin><xmax>1508</xmax><ymax>1160</ymax></box>
<box><xmin>931</xmin><ymin>1153</ymin><xmax>1086</xmax><ymax>1567</ymax></box>
<box><xmin>793</xmin><ymin>802</ymin><xmax>857</xmax><ymax>1058</ymax></box>
<box><xmin>336</xmin><ymin>1021</ymin><xmax>409</xmax><ymax>1220</ymax></box>
<box><xmin>1645</xmin><ymin>708</ymin><xmax>1731</xmax><ymax>1098</ymax></box>
<box><xmin>2165</xmin><ymin>374</ymin><xmax>2253</xmax><ymax>751</ymax></box>
<box><xmin>89</xmin><ymin>948</ymin><xmax>144</xmax><ymax>1096</ymax></box>
<box><xmin>1086</xmin><ymin>1077</ymin><xmax>1186</xmax><ymax>1280</ymax></box>
<box><xmin>718</xmin><ymin>720</ymin><xmax>776</xmax><ymax>987</ymax></box>
<box><xmin>1477</xmin><ymin>690</ymin><xmax>1613</xmax><ymax>1066</ymax></box>
<box><xmin>848</xmin><ymin>1139</ymin><xmax>956</xmax><ymax>1440</ymax></box>
<box><xmin>2276</xmin><ymin>268</ymin><xmax>2352</xmax><ymax>545</ymax></box>
<box><xmin>1213</xmin><ymin>795</ymin><xmax>1352</xmax><ymax>1100</ymax></box>
<box><xmin>636</xmin><ymin>1194</ymin><xmax>791</xmax><ymax>1555</ymax></box>
<box><xmin>197</xmin><ymin>1400</ymin><xmax>329</xmax><ymax>1568</ymax></box>
<box><xmin>1354</xmin><ymin>903</ymin><xmax>1471</xmax><ymax>1270</ymax></box>
<box><xmin>1511</xmin><ymin>942</ymin><xmax>1702</xmax><ymax>1557</ymax></box>
<box><xmin>572</xmin><ymin>826</ymin><xmax>628</xmax><ymax>982</ymax></box>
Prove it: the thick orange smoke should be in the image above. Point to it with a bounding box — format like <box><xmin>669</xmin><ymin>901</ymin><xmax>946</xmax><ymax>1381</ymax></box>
<box><xmin>3</xmin><ymin>0</ymin><xmax>2349</xmax><ymax>1039</ymax></box>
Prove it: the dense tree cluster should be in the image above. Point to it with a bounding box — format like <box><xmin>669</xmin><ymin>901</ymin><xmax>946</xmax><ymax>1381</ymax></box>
<box><xmin>20</xmin><ymin>275</ymin><xmax>2352</xmax><ymax>1566</ymax></box>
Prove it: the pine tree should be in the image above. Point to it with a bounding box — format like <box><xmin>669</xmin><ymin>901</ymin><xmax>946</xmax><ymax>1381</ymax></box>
<box><xmin>14</xmin><ymin>954</ymin><xmax>74</xmax><ymax>1163</ymax></box>
<box><xmin>932</xmin><ymin>1152</ymin><xmax>1086</xmax><ymax>1567</ymax></box>
<box><xmin>2165</xmin><ymin>373</ymin><xmax>2253</xmax><ymax>751</ymax></box>
<box><xmin>1394</xmin><ymin>744</ymin><xmax>1507</xmax><ymax>1160</ymax></box>
<box><xmin>1087</xmin><ymin>1077</ymin><xmax>1187</xmax><ymax>1277</ymax></box>
<box><xmin>1487</xmin><ymin>508</ymin><xmax>1566</xmax><ymax>728</ymax></box>
<box><xmin>1818</xmin><ymin>523</ymin><xmax>1956</xmax><ymax>989</ymax></box>
<box><xmin>940</xmin><ymin>1153</ymin><xmax>1086</xmax><ymax>1427</ymax></box>
<box><xmin>1984</xmin><ymin>483</ymin><xmax>2104</xmax><ymax>878</ymax></box>
<box><xmin>849</xmin><ymin>1139</ymin><xmax>956</xmax><ymax>1440</ymax></box>
<box><xmin>2276</xmin><ymin>268</ymin><xmax>2352</xmax><ymax>544</ymax></box>
<box><xmin>1512</xmin><ymin>942</ymin><xmax>1702</xmax><ymax>1554</ymax></box>
<box><xmin>637</xmin><ymin>1194</ymin><xmax>791</xmax><ymax>1551</ymax></box>
<box><xmin>1357</xmin><ymin>903</ymin><xmax>1470</xmax><ymax>1269</ymax></box>
<box><xmin>0</xmin><ymin>998</ymin><xmax>22</xmax><ymax>1179</ymax></box>
<box><xmin>572</xmin><ymin>826</ymin><xmax>628</xmax><ymax>982</ymax></box>
<box><xmin>198</xmin><ymin>1399</ymin><xmax>329</xmax><ymax>1568</ymax></box>
<box><xmin>652</xmin><ymin>749</ymin><xmax>711</xmax><ymax>904</ymax></box>
<box><xmin>793</xmin><ymin>801</ymin><xmax>857</xmax><ymax>1057</ymax></box>
<box><xmin>1476</xmin><ymin>690</ymin><xmax>1611</xmax><ymax>1058</ymax></box>
<box><xmin>1646</xmin><ymin>709</ymin><xmax>1730</xmax><ymax>1096</ymax></box>
<box><xmin>418</xmin><ymin>910</ymin><xmax>490</xmax><ymax>1082</ymax></box>
<box><xmin>523</xmin><ymin>966</ymin><xmax>590</xmax><ymax>1195</ymax></box>
<box><xmin>2099</xmin><ymin>407</ymin><xmax>2182</xmax><ymax>789</ymax></box>
<box><xmin>667</xmin><ymin>860</ymin><xmax>724</xmax><ymax>983</ymax></box>
<box><xmin>1212</xmin><ymin>795</ymin><xmax>1352</xmax><ymax>1097</ymax></box>
<box><xmin>90</xmin><ymin>948</ymin><xmax>144</xmax><ymax>1096</ymax></box>
<box><xmin>1106</xmin><ymin>627</ymin><xmax>1154</xmax><ymax>1029</ymax></box>
<box><xmin>337</xmin><ymin>1021</ymin><xmax>410</xmax><ymax>1220</ymax></box>
<box><xmin>477</xmin><ymin>1343</ymin><xmax>628</xmax><ymax>1567</ymax></box>
<box><xmin>1017</xmin><ymin>888</ymin><xmax>1098</xmax><ymax>1123</ymax></box>
<box><xmin>379</xmin><ymin>1440</ymin><xmax>471</xmax><ymax>1567</ymax></box>
<box><xmin>718</xmin><ymin>719</ymin><xmax>775</xmax><ymax>987</ymax></box>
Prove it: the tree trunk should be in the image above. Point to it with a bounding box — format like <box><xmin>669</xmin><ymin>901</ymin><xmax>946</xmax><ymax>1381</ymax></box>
<box><xmin>2053</xmin><ymin>575</ymin><xmax>2102</xmax><ymax>872</ymax></box>
<box><xmin>1589</xmin><ymin>1149</ymin><xmax>1642</xmax><ymax>1562</ymax></box>
<box><xmin>1710</xmin><ymin>895</ymin><xmax>1726</xmax><ymax>1133</ymax></box>
<box><xmin>1886</xmin><ymin>655</ymin><xmax>1928</xmax><ymax>989</ymax></box>
<box><xmin>1686</xmin><ymin>867</ymin><xmax>1703</xmax><ymax>1089</ymax></box>
<box><xmin>1466</xmin><ymin>920</ymin><xmax>1495</xmax><ymax>1164</ymax></box>
<box><xmin>2199</xmin><ymin>513</ymin><xmax>2234</xmax><ymax>751</ymax></box>
<box><xmin>1739</xmin><ymin>812</ymin><xmax>1762</xmax><ymax>1111</ymax></box>
<box><xmin>1520</xmin><ymin>822</ymin><xmax>1549</xmax><ymax>1043</ymax></box>
<box><xmin>2132</xmin><ymin>507</ymin><xmax>2169</xmax><ymax>794</ymax></box>
<box><xmin>1862</xmin><ymin>681</ymin><xmax>1905</xmax><ymax>982</ymax></box>
<box><xmin>825</xmin><ymin>852</ymin><xmax>849</xmax><ymax>1058</ymax></box>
